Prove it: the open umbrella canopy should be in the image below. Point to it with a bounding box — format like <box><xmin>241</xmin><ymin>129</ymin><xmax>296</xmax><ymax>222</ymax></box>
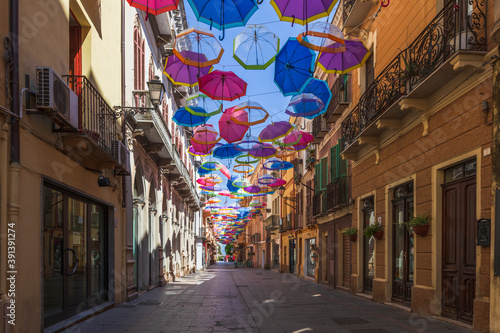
<box><xmin>300</xmin><ymin>78</ymin><xmax>332</xmax><ymax>113</ymax></box>
<box><xmin>274</xmin><ymin>38</ymin><xmax>315</xmax><ymax>96</ymax></box>
<box><xmin>199</xmin><ymin>70</ymin><xmax>248</xmax><ymax>101</ymax></box>
<box><xmin>173</xmin><ymin>106</ymin><xmax>211</xmax><ymax>127</ymax></box>
<box><xmin>297</xmin><ymin>21</ymin><xmax>345</xmax><ymax>53</ymax></box>
<box><xmin>248</xmin><ymin>143</ymin><xmax>277</xmax><ymax>159</ymax></box>
<box><xmin>186</xmin><ymin>93</ymin><xmax>222</xmax><ymax>115</ymax></box>
<box><xmin>318</xmin><ymin>39</ymin><xmax>371</xmax><ymax>74</ymax></box>
<box><xmin>233</xmin><ymin>25</ymin><xmax>280</xmax><ymax>70</ymax></box>
<box><xmin>219</xmin><ymin>106</ymin><xmax>249</xmax><ymax>143</ymax></box>
<box><xmin>285</xmin><ymin>130</ymin><xmax>314</xmax><ymax>147</ymax></box>
<box><xmin>285</xmin><ymin>93</ymin><xmax>325</xmax><ymax>119</ymax></box>
<box><xmin>270</xmin><ymin>0</ymin><xmax>339</xmax><ymax>25</ymax></box>
<box><xmin>126</xmin><ymin>0</ymin><xmax>179</xmax><ymax>15</ymax></box>
<box><xmin>213</xmin><ymin>143</ymin><xmax>243</xmax><ymax>159</ymax></box>
<box><xmin>173</xmin><ymin>28</ymin><xmax>224</xmax><ymax>67</ymax></box>
<box><xmin>164</xmin><ymin>51</ymin><xmax>212</xmax><ymax>87</ymax></box>
<box><xmin>188</xmin><ymin>146</ymin><xmax>212</xmax><ymax>157</ymax></box>
<box><xmin>258</xmin><ymin>121</ymin><xmax>294</xmax><ymax>142</ymax></box>
<box><xmin>186</xmin><ymin>0</ymin><xmax>259</xmax><ymax>39</ymax></box>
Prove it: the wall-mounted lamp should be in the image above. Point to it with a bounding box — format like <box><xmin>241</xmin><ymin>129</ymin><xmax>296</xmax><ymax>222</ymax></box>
<box><xmin>114</xmin><ymin>76</ymin><xmax>166</xmax><ymax>117</ymax></box>
<box><xmin>133</xmin><ymin>198</ymin><xmax>146</xmax><ymax>207</ymax></box>
<box><xmin>97</xmin><ymin>174</ymin><xmax>110</xmax><ymax>187</ymax></box>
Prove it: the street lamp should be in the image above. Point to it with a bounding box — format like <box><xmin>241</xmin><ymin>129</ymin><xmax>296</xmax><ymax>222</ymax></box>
<box><xmin>278</xmin><ymin>185</ymin><xmax>295</xmax><ymax>209</ymax></box>
<box><xmin>147</xmin><ymin>75</ymin><xmax>165</xmax><ymax>107</ymax></box>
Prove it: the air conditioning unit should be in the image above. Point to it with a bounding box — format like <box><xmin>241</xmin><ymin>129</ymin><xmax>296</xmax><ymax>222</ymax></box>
<box><xmin>36</xmin><ymin>67</ymin><xmax>78</xmax><ymax>129</ymax></box>
<box><xmin>112</xmin><ymin>140</ymin><xmax>131</xmax><ymax>175</ymax></box>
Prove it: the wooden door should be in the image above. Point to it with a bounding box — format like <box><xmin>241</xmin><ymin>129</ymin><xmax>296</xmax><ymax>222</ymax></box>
<box><xmin>442</xmin><ymin>177</ymin><xmax>476</xmax><ymax>324</ymax></box>
<box><xmin>342</xmin><ymin>232</ymin><xmax>351</xmax><ymax>288</ymax></box>
<box><xmin>363</xmin><ymin>205</ymin><xmax>375</xmax><ymax>292</ymax></box>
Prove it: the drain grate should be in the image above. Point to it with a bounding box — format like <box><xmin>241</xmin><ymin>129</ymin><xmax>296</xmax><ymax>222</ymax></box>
<box><xmin>331</xmin><ymin>317</ymin><xmax>370</xmax><ymax>325</ymax></box>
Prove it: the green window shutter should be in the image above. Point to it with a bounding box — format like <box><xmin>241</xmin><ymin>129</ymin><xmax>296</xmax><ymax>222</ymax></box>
<box><xmin>330</xmin><ymin>145</ymin><xmax>338</xmax><ymax>181</ymax></box>
<box><xmin>338</xmin><ymin>139</ymin><xmax>347</xmax><ymax>177</ymax></box>
<box><xmin>315</xmin><ymin>163</ymin><xmax>320</xmax><ymax>194</ymax></box>
<box><xmin>321</xmin><ymin>157</ymin><xmax>328</xmax><ymax>191</ymax></box>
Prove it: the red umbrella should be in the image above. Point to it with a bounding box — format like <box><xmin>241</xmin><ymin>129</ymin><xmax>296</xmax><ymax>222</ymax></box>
<box><xmin>218</xmin><ymin>106</ymin><xmax>249</xmax><ymax>143</ymax></box>
<box><xmin>127</xmin><ymin>0</ymin><xmax>179</xmax><ymax>16</ymax></box>
<box><xmin>198</xmin><ymin>70</ymin><xmax>247</xmax><ymax>101</ymax></box>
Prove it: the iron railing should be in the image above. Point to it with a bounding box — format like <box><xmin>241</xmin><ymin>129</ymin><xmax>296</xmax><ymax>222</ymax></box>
<box><xmin>286</xmin><ymin>214</ymin><xmax>292</xmax><ymax>229</ymax></box>
<box><xmin>326</xmin><ymin>74</ymin><xmax>350</xmax><ymax>120</ymax></box>
<box><xmin>251</xmin><ymin>233</ymin><xmax>261</xmax><ymax>244</ymax></box>
<box><xmin>312</xmin><ymin>115</ymin><xmax>328</xmax><ymax>138</ymax></box>
<box><xmin>265</xmin><ymin>215</ymin><xmax>280</xmax><ymax>230</ymax></box>
<box><xmin>341</xmin><ymin>0</ymin><xmax>487</xmax><ymax>148</ymax></box>
<box><xmin>64</xmin><ymin>75</ymin><xmax>117</xmax><ymax>157</ymax></box>
<box><xmin>312</xmin><ymin>192</ymin><xmax>328</xmax><ymax>217</ymax></box>
<box><xmin>327</xmin><ymin>176</ymin><xmax>350</xmax><ymax>211</ymax></box>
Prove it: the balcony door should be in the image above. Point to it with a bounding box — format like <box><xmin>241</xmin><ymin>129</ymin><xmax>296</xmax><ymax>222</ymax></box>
<box><xmin>43</xmin><ymin>184</ymin><xmax>107</xmax><ymax>327</ymax></box>
<box><xmin>392</xmin><ymin>183</ymin><xmax>414</xmax><ymax>304</ymax></box>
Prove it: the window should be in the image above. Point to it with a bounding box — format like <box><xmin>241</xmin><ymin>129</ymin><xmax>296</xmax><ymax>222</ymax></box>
<box><xmin>330</xmin><ymin>139</ymin><xmax>348</xmax><ymax>181</ymax></box>
<box><xmin>162</xmin><ymin>97</ymin><xmax>168</xmax><ymax>122</ymax></box>
<box><xmin>133</xmin><ymin>27</ymin><xmax>145</xmax><ymax>106</ymax></box>
<box><xmin>365</xmin><ymin>53</ymin><xmax>374</xmax><ymax>89</ymax></box>
<box><xmin>444</xmin><ymin>159</ymin><xmax>476</xmax><ymax>183</ymax></box>
<box><xmin>315</xmin><ymin>158</ymin><xmax>328</xmax><ymax>193</ymax></box>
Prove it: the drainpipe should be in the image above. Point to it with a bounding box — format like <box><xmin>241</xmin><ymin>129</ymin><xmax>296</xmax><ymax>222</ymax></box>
<box><xmin>9</xmin><ymin>0</ymin><xmax>19</xmax><ymax>163</ymax></box>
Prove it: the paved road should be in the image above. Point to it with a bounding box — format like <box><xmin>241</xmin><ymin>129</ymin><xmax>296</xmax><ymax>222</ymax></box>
<box><xmin>65</xmin><ymin>262</ymin><xmax>475</xmax><ymax>332</ymax></box>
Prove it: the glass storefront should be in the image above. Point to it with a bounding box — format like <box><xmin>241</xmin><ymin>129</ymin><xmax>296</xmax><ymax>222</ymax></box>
<box><xmin>43</xmin><ymin>184</ymin><xmax>108</xmax><ymax>327</ymax></box>
<box><xmin>305</xmin><ymin>238</ymin><xmax>316</xmax><ymax>277</ymax></box>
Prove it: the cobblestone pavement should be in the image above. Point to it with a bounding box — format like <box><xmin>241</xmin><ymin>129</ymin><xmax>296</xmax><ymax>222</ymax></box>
<box><xmin>64</xmin><ymin>262</ymin><xmax>476</xmax><ymax>333</ymax></box>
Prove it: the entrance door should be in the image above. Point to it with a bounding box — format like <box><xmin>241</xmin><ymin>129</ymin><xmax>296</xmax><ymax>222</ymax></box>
<box><xmin>442</xmin><ymin>175</ymin><xmax>476</xmax><ymax>324</ymax></box>
<box><xmin>392</xmin><ymin>183</ymin><xmax>414</xmax><ymax>304</ymax></box>
<box><xmin>342</xmin><ymin>232</ymin><xmax>351</xmax><ymax>288</ymax></box>
<box><xmin>43</xmin><ymin>185</ymin><xmax>107</xmax><ymax>327</ymax></box>
<box><xmin>363</xmin><ymin>198</ymin><xmax>375</xmax><ymax>292</ymax></box>
<box><xmin>289</xmin><ymin>239</ymin><xmax>296</xmax><ymax>274</ymax></box>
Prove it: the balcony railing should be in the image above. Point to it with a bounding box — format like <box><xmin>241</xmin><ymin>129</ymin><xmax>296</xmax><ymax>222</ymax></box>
<box><xmin>251</xmin><ymin>233</ymin><xmax>261</xmax><ymax>244</ymax></box>
<box><xmin>265</xmin><ymin>215</ymin><xmax>280</xmax><ymax>230</ymax></box>
<box><xmin>312</xmin><ymin>115</ymin><xmax>329</xmax><ymax>141</ymax></box>
<box><xmin>286</xmin><ymin>214</ymin><xmax>292</xmax><ymax>230</ymax></box>
<box><xmin>312</xmin><ymin>192</ymin><xmax>327</xmax><ymax>217</ymax></box>
<box><xmin>199</xmin><ymin>227</ymin><xmax>207</xmax><ymax>239</ymax></box>
<box><xmin>327</xmin><ymin>176</ymin><xmax>350</xmax><ymax>211</ymax></box>
<box><xmin>326</xmin><ymin>74</ymin><xmax>351</xmax><ymax>123</ymax></box>
<box><xmin>341</xmin><ymin>0</ymin><xmax>487</xmax><ymax>151</ymax></box>
<box><xmin>64</xmin><ymin>75</ymin><xmax>117</xmax><ymax>157</ymax></box>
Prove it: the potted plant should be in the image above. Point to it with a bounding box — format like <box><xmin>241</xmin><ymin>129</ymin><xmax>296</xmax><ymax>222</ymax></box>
<box><xmin>364</xmin><ymin>222</ymin><xmax>384</xmax><ymax>240</ymax></box>
<box><xmin>345</xmin><ymin>227</ymin><xmax>358</xmax><ymax>242</ymax></box>
<box><xmin>406</xmin><ymin>213</ymin><xmax>431</xmax><ymax>236</ymax></box>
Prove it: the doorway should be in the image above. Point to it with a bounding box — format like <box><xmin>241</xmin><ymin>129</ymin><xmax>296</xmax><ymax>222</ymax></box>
<box><xmin>392</xmin><ymin>182</ymin><xmax>414</xmax><ymax>304</ymax></box>
<box><xmin>362</xmin><ymin>197</ymin><xmax>375</xmax><ymax>292</ymax></box>
<box><xmin>289</xmin><ymin>239</ymin><xmax>296</xmax><ymax>274</ymax></box>
<box><xmin>43</xmin><ymin>184</ymin><xmax>108</xmax><ymax>327</ymax></box>
<box><xmin>441</xmin><ymin>160</ymin><xmax>476</xmax><ymax>324</ymax></box>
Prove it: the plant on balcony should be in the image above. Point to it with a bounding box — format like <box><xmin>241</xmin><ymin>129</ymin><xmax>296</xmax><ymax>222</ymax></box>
<box><xmin>406</xmin><ymin>213</ymin><xmax>431</xmax><ymax>236</ymax></box>
<box><xmin>345</xmin><ymin>227</ymin><xmax>357</xmax><ymax>242</ymax></box>
<box><xmin>364</xmin><ymin>222</ymin><xmax>383</xmax><ymax>240</ymax></box>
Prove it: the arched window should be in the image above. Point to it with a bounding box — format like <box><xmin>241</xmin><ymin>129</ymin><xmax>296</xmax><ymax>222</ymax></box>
<box><xmin>133</xmin><ymin>27</ymin><xmax>145</xmax><ymax>106</ymax></box>
<box><xmin>162</xmin><ymin>97</ymin><xmax>168</xmax><ymax>122</ymax></box>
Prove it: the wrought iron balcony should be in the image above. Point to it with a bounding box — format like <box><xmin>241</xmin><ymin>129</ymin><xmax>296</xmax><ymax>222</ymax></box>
<box><xmin>326</xmin><ymin>75</ymin><xmax>351</xmax><ymax>123</ymax></box>
<box><xmin>305</xmin><ymin>154</ymin><xmax>315</xmax><ymax>170</ymax></box>
<box><xmin>265</xmin><ymin>215</ymin><xmax>280</xmax><ymax>230</ymax></box>
<box><xmin>312</xmin><ymin>115</ymin><xmax>329</xmax><ymax>142</ymax></box>
<box><xmin>61</xmin><ymin>75</ymin><xmax>119</xmax><ymax>170</ymax></box>
<box><xmin>327</xmin><ymin>176</ymin><xmax>350</xmax><ymax>212</ymax></box>
<box><xmin>312</xmin><ymin>192</ymin><xmax>327</xmax><ymax>218</ymax></box>
<box><xmin>250</xmin><ymin>233</ymin><xmax>261</xmax><ymax>244</ymax></box>
<box><xmin>343</xmin><ymin>0</ymin><xmax>375</xmax><ymax>28</ymax></box>
<box><xmin>341</xmin><ymin>0</ymin><xmax>487</xmax><ymax>158</ymax></box>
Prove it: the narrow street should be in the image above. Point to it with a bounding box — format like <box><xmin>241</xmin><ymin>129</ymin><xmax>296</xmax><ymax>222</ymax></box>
<box><xmin>65</xmin><ymin>262</ymin><xmax>475</xmax><ymax>333</ymax></box>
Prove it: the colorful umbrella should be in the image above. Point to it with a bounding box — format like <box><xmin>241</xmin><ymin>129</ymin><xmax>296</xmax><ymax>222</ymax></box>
<box><xmin>213</xmin><ymin>143</ymin><xmax>243</xmax><ymax>159</ymax></box>
<box><xmin>318</xmin><ymin>39</ymin><xmax>371</xmax><ymax>74</ymax></box>
<box><xmin>269</xmin><ymin>178</ymin><xmax>286</xmax><ymax>187</ymax></box>
<box><xmin>199</xmin><ymin>70</ymin><xmax>247</xmax><ymax>101</ymax></box>
<box><xmin>285</xmin><ymin>93</ymin><xmax>325</xmax><ymax>119</ymax></box>
<box><xmin>300</xmin><ymin>78</ymin><xmax>332</xmax><ymax>114</ymax></box>
<box><xmin>297</xmin><ymin>22</ymin><xmax>345</xmax><ymax>53</ymax></box>
<box><xmin>274</xmin><ymin>38</ymin><xmax>315</xmax><ymax>96</ymax></box>
<box><xmin>188</xmin><ymin>146</ymin><xmax>212</xmax><ymax>157</ymax></box>
<box><xmin>173</xmin><ymin>106</ymin><xmax>211</xmax><ymax>127</ymax></box>
<box><xmin>218</xmin><ymin>106</ymin><xmax>249</xmax><ymax>143</ymax></box>
<box><xmin>186</xmin><ymin>0</ymin><xmax>259</xmax><ymax>40</ymax></box>
<box><xmin>258</xmin><ymin>121</ymin><xmax>294</xmax><ymax>142</ymax></box>
<box><xmin>173</xmin><ymin>28</ymin><xmax>224</xmax><ymax>67</ymax></box>
<box><xmin>232</xmin><ymin>101</ymin><xmax>269</xmax><ymax>126</ymax></box>
<box><xmin>227</xmin><ymin>176</ymin><xmax>239</xmax><ymax>193</ymax></box>
<box><xmin>163</xmin><ymin>51</ymin><xmax>212</xmax><ymax>87</ymax></box>
<box><xmin>270</xmin><ymin>0</ymin><xmax>339</xmax><ymax>25</ymax></box>
<box><xmin>285</xmin><ymin>130</ymin><xmax>314</xmax><ymax>147</ymax></box>
<box><xmin>244</xmin><ymin>185</ymin><xmax>261</xmax><ymax>194</ymax></box>
<box><xmin>233</xmin><ymin>25</ymin><xmax>280</xmax><ymax>70</ymax></box>
<box><xmin>263</xmin><ymin>157</ymin><xmax>285</xmax><ymax>170</ymax></box>
<box><xmin>258</xmin><ymin>175</ymin><xmax>277</xmax><ymax>185</ymax></box>
<box><xmin>186</xmin><ymin>93</ymin><xmax>222</xmax><ymax>115</ymax></box>
<box><xmin>127</xmin><ymin>0</ymin><xmax>179</xmax><ymax>16</ymax></box>
<box><xmin>248</xmin><ymin>143</ymin><xmax>277</xmax><ymax>159</ymax></box>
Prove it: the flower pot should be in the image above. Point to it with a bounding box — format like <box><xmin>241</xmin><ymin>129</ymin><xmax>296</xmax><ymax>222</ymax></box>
<box><xmin>373</xmin><ymin>230</ymin><xmax>384</xmax><ymax>240</ymax></box>
<box><xmin>349</xmin><ymin>234</ymin><xmax>357</xmax><ymax>242</ymax></box>
<box><xmin>412</xmin><ymin>224</ymin><xmax>429</xmax><ymax>236</ymax></box>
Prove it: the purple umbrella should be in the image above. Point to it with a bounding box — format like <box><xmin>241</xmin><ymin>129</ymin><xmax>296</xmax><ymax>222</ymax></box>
<box><xmin>248</xmin><ymin>143</ymin><xmax>277</xmax><ymax>159</ymax></box>
<box><xmin>244</xmin><ymin>185</ymin><xmax>261</xmax><ymax>194</ymax></box>
<box><xmin>164</xmin><ymin>51</ymin><xmax>212</xmax><ymax>87</ymax></box>
<box><xmin>258</xmin><ymin>121</ymin><xmax>294</xmax><ymax>142</ymax></box>
<box><xmin>318</xmin><ymin>40</ymin><xmax>371</xmax><ymax>74</ymax></box>
<box><xmin>270</xmin><ymin>0</ymin><xmax>338</xmax><ymax>25</ymax></box>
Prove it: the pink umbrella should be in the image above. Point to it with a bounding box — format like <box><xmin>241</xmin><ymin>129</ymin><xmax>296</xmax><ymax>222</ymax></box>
<box><xmin>219</xmin><ymin>164</ymin><xmax>231</xmax><ymax>179</ymax></box>
<box><xmin>198</xmin><ymin>70</ymin><xmax>247</xmax><ymax>101</ymax></box>
<box><xmin>192</xmin><ymin>124</ymin><xmax>221</xmax><ymax>145</ymax></box>
<box><xmin>285</xmin><ymin>130</ymin><xmax>314</xmax><ymax>147</ymax></box>
<box><xmin>218</xmin><ymin>106</ymin><xmax>249</xmax><ymax>143</ymax></box>
<box><xmin>127</xmin><ymin>0</ymin><xmax>179</xmax><ymax>16</ymax></box>
<box><xmin>269</xmin><ymin>178</ymin><xmax>286</xmax><ymax>187</ymax></box>
<box><xmin>164</xmin><ymin>51</ymin><xmax>212</xmax><ymax>87</ymax></box>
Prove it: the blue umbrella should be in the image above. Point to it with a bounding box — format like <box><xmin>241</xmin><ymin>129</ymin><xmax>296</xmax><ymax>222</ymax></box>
<box><xmin>186</xmin><ymin>0</ymin><xmax>259</xmax><ymax>40</ymax></box>
<box><xmin>274</xmin><ymin>37</ymin><xmax>315</xmax><ymax>96</ymax></box>
<box><xmin>300</xmin><ymin>78</ymin><xmax>332</xmax><ymax>113</ymax></box>
<box><xmin>173</xmin><ymin>106</ymin><xmax>210</xmax><ymax>127</ymax></box>
<box><xmin>213</xmin><ymin>143</ymin><xmax>243</xmax><ymax>159</ymax></box>
<box><xmin>227</xmin><ymin>176</ymin><xmax>239</xmax><ymax>193</ymax></box>
<box><xmin>285</xmin><ymin>93</ymin><xmax>325</xmax><ymax>119</ymax></box>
